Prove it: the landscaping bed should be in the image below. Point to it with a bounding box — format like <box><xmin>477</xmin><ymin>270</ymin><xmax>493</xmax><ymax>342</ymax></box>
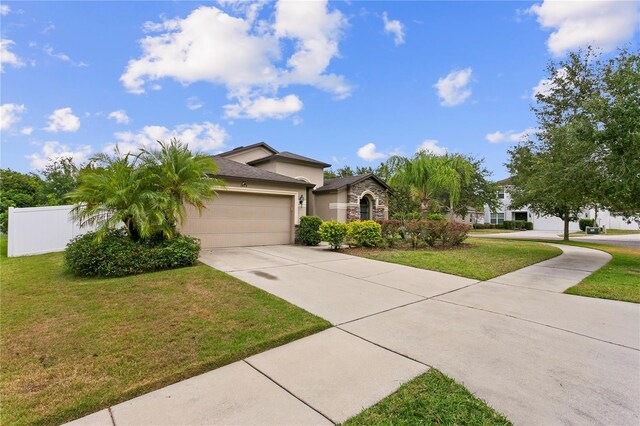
<box><xmin>342</xmin><ymin>369</ymin><xmax>511</xmax><ymax>425</ymax></box>
<box><xmin>345</xmin><ymin>238</ymin><xmax>561</xmax><ymax>281</ymax></box>
<box><xmin>0</xmin><ymin>246</ymin><xmax>330</xmax><ymax>425</ymax></box>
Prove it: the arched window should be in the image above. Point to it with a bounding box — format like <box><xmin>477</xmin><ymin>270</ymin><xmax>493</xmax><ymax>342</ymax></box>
<box><xmin>359</xmin><ymin>197</ymin><xmax>371</xmax><ymax>220</ymax></box>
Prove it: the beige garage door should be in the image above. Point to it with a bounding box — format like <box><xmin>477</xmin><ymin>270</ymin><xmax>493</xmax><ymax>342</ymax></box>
<box><xmin>181</xmin><ymin>191</ymin><xmax>293</xmax><ymax>248</ymax></box>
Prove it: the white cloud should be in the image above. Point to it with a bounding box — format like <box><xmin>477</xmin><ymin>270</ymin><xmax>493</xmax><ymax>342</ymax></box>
<box><xmin>415</xmin><ymin>139</ymin><xmax>447</xmax><ymax>155</ymax></box>
<box><xmin>106</xmin><ymin>121</ymin><xmax>227</xmax><ymax>154</ymax></box>
<box><xmin>0</xmin><ymin>5</ymin><xmax>10</xmax><ymax>15</ymax></box>
<box><xmin>382</xmin><ymin>11</ymin><xmax>405</xmax><ymax>45</ymax></box>
<box><xmin>108</xmin><ymin>110</ymin><xmax>130</xmax><ymax>124</ymax></box>
<box><xmin>0</xmin><ymin>103</ymin><xmax>26</xmax><ymax>130</ymax></box>
<box><xmin>529</xmin><ymin>0</ymin><xmax>640</xmax><ymax>56</ymax></box>
<box><xmin>20</xmin><ymin>127</ymin><xmax>33</xmax><ymax>135</ymax></box>
<box><xmin>485</xmin><ymin>128</ymin><xmax>535</xmax><ymax>143</ymax></box>
<box><xmin>45</xmin><ymin>107</ymin><xmax>81</xmax><ymax>132</ymax></box>
<box><xmin>1</xmin><ymin>39</ymin><xmax>25</xmax><ymax>72</ymax></box>
<box><xmin>27</xmin><ymin>141</ymin><xmax>92</xmax><ymax>169</ymax></box>
<box><xmin>531</xmin><ymin>67</ymin><xmax>568</xmax><ymax>100</ymax></box>
<box><xmin>357</xmin><ymin>143</ymin><xmax>386</xmax><ymax>162</ymax></box>
<box><xmin>43</xmin><ymin>45</ymin><xmax>88</xmax><ymax>67</ymax></box>
<box><xmin>434</xmin><ymin>68</ymin><xmax>473</xmax><ymax>107</ymax></box>
<box><xmin>224</xmin><ymin>94</ymin><xmax>303</xmax><ymax>120</ymax></box>
<box><xmin>121</xmin><ymin>1</ymin><xmax>350</xmax><ymax>120</ymax></box>
<box><xmin>187</xmin><ymin>96</ymin><xmax>203</xmax><ymax>110</ymax></box>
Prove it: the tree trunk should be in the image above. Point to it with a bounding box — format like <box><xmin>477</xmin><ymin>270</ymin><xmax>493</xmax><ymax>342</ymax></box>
<box><xmin>563</xmin><ymin>214</ymin><xmax>570</xmax><ymax>241</ymax></box>
<box><xmin>421</xmin><ymin>198</ymin><xmax>429</xmax><ymax>219</ymax></box>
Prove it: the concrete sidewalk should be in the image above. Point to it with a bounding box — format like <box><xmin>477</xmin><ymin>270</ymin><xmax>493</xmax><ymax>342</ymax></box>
<box><xmin>68</xmin><ymin>243</ymin><xmax>640</xmax><ymax>425</ymax></box>
<box><xmin>473</xmin><ymin>229</ymin><xmax>640</xmax><ymax>248</ymax></box>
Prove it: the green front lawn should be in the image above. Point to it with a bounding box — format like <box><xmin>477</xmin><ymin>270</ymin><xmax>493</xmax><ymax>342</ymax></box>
<box><xmin>342</xmin><ymin>369</ymin><xmax>511</xmax><ymax>426</ymax></box>
<box><xmin>346</xmin><ymin>238</ymin><xmax>561</xmax><ymax>281</ymax></box>
<box><xmin>0</xmin><ymin>246</ymin><xmax>330</xmax><ymax>425</ymax></box>
<box><xmin>567</xmin><ymin>229</ymin><xmax>640</xmax><ymax>237</ymax></box>
<box><xmin>469</xmin><ymin>229</ymin><xmax>519</xmax><ymax>234</ymax></box>
<box><xmin>562</xmin><ymin>242</ymin><xmax>640</xmax><ymax>303</ymax></box>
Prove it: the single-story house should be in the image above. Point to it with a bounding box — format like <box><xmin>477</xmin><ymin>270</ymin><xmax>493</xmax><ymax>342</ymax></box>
<box><xmin>484</xmin><ymin>177</ymin><xmax>640</xmax><ymax>231</ymax></box>
<box><xmin>179</xmin><ymin>142</ymin><xmax>389</xmax><ymax>248</ymax></box>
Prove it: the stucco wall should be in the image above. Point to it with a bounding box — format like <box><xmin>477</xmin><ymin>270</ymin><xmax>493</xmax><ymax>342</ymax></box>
<box><xmin>222</xmin><ymin>146</ymin><xmax>274</xmax><ymax>164</ymax></box>
<box><xmin>313</xmin><ymin>192</ymin><xmax>337</xmax><ymax>221</ymax></box>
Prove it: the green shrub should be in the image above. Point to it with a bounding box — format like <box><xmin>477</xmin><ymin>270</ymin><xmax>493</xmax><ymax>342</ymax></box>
<box><xmin>473</xmin><ymin>223</ymin><xmax>486</xmax><ymax>229</ymax></box>
<box><xmin>442</xmin><ymin>222</ymin><xmax>471</xmax><ymax>246</ymax></box>
<box><xmin>420</xmin><ymin>220</ymin><xmax>447</xmax><ymax>247</ymax></box>
<box><xmin>347</xmin><ymin>220</ymin><xmax>383</xmax><ymax>247</ymax></box>
<box><xmin>298</xmin><ymin>216</ymin><xmax>323</xmax><ymax>246</ymax></box>
<box><xmin>579</xmin><ymin>218</ymin><xmax>595</xmax><ymax>231</ymax></box>
<box><xmin>503</xmin><ymin>220</ymin><xmax>513</xmax><ymax>230</ymax></box>
<box><xmin>525</xmin><ymin>221</ymin><xmax>534</xmax><ymax>230</ymax></box>
<box><xmin>513</xmin><ymin>220</ymin><xmax>526</xmax><ymax>230</ymax></box>
<box><xmin>378</xmin><ymin>219</ymin><xmax>403</xmax><ymax>247</ymax></box>
<box><xmin>426</xmin><ymin>213</ymin><xmax>445</xmax><ymax>221</ymax></box>
<box><xmin>319</xmin><ymin>221</ymin><xmax>348</xmax><ymax>250</ymax></box>
<box><xmin>65</xmin><ymin>229</ymin><xmax>200</xmax><ymax>277</ymax></box>
<box><xmin>404</xmin><ymin>220</ymin><xmax>422</xmax><ymax>249</ymax></box>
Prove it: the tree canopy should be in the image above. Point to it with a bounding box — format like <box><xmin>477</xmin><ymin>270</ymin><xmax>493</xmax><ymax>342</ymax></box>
<box><xmin>507</xmin><ymin>47</ymin><xmax>639</xmax><ymax>239</ymax></box>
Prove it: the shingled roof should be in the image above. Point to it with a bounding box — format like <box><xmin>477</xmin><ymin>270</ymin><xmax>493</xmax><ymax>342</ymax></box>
<box><xmin>212</xmin><ymin>156</ymin><xmax>314</xmax><ymax>187</ymax></box>
<box><xmin>217</xmin><ymin>142</ymin><xmax>278</xmax><ymax>158</ymax></box>
<box><xmin>313</xmin><ymin>174</ymin><xmax>390</xmax><ymax>193</ymax></box>
<box><xmin>495</xmin><ymin>177</ymin><xmax>513</xmax><ymax>186</ymax></box>
<box><xmin>247</xmin><ymin>151</ymin><xmax>331</xmax><ymax>168</ymax></box>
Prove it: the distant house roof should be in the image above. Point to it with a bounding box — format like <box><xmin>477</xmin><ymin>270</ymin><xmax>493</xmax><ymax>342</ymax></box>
<box><xmin>212</xmin><ymin>156</ymin><xmax>314</xmax><ymax>187</ymax></box>
<box><xmin>248</xmin><ymin>151</ymin><xmax>331</xmax><ymax>168</ymax></box>
<box><xmin>314</xmin><ymin>174</ymin><xmax>390</xmax><ymax>193</ymax></box>
<box><xmin>495</xmin><ymin>177</ymin><xmax>513</xmax><ymax>186</ymax></box>
<box><xmin>217</xmin><ymin>142</ymin><xmax>278</xmax><ymax>158</ymax></box>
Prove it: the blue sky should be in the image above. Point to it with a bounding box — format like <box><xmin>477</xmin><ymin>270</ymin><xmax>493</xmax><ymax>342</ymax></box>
<box><xmin>1</xmin><ymin>1</ymin><xmax>638</xmax><ymax>179</ymax></box>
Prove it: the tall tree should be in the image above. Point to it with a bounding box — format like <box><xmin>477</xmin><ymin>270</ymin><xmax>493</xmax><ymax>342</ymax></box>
<box><xmin>388</xmin><ymin>152</ymin><xmax>472</xmax><ymax>218</ymax></box>
<box><xmin>40</xmin><ymin>157</ymin><xmax>81</xmax><ymax>205</ymax></box>
<box><xmin>592</xmin><ymin>48</ymin><xmax>640</xmax><ymax>217</ymax></box>
<box><xmin>0</xmin><ymin>169</ymin><xmax>44</xmax><ymax>233</ymax></box>
<box><xmin>508</xmin><ymin>47</ymin><xmax>639</xmax><ymax>239</ymax></box>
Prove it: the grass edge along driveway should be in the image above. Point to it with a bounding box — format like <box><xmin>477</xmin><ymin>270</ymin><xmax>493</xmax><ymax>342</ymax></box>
<box><xmin>1</xmin><ymin>246</ymin><xmax>330</xmax><ymax>426</ymax></box>
<box><xmin>345</xmin><ymin>238</ymin><xmax>562</xmax><ymax>281</ymax></box>
<box><xmin>342</xmin><ymin>369</ymin><xmax>512</xmax><ymax>426</ymax></box>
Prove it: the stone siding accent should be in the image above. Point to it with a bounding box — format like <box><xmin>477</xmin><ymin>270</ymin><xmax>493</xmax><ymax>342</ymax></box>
<box><xmin>346</xmin><ymin>179</ymin><xmax>389</xmax><ymax>222</ymax></box>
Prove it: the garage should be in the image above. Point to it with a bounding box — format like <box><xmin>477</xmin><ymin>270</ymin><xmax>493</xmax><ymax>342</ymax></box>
<box><xmin>181</xmin><ymin>191</ymin><xmax>294</xmax><ymax>248</ymax></box>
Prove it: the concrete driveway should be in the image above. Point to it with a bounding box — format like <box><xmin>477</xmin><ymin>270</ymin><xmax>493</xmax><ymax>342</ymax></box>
<box><xmin>69</xmin><ymin>243</ymin><xmax>639</xmax><ymax>425</ymax></box>
<box><xmin>200</xmin><ymin>244</ymin><xmax>640</xmax><ymax>425</ymax></box>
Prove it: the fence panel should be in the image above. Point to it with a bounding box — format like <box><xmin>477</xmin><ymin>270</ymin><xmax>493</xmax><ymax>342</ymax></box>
<box><xmin>7</xmin><ymin>205</ymin><xmax>97</xmax><ymax>257</ymax></box>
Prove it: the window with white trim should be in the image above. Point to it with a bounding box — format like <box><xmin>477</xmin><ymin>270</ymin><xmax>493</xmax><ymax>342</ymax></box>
<box><xmin>490</xmin><ymin>213</ymin><xmax>504</xmax><ymax>225</ymax></box>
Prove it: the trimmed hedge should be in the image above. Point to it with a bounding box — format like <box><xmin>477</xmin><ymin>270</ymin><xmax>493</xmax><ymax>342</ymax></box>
<box><xmin>579</xmin><ymin>218</ymin><xmax>595</xmax><ymax>231</ymax></box>
<box><xmin>298</xmin><ymin>216</ymin><xmax>323</xmax><ymax>246</ymax></box>
<box><xmin>65</xmin><ymin>229</ymin><xmax>200</xmax><ymax>277</ymax></box>
<box><xmin>525</xmin><ymin>221</ymin><xmax>534</xmax><ymax>230</ymax></box>
<box><xmin>319</xmin><ymin>221</ymin><xmax>348</xmax><ymax>250</ymax></box>
<box><xmin>346</xmin><ymin>220</ymin><xmax>383</xmax><ymax>248</ymax></box>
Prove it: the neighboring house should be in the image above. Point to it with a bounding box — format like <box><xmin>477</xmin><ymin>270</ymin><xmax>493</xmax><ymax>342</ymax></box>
<box><xmin>180</xmin><ymin>142</ymin><xmax>389</xmax><ymax>248</ymax></box>
<box><xmin>484</xmin><ymin>177</ymin><xmax>639</xmax><ymax>232</ymax></box>
<box><xmin>447</xmin><ymin>207</ymin><xmax>484</xmax><ymax>225</ymax></box>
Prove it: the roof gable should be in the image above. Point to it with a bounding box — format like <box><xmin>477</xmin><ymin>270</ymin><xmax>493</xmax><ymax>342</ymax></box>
<box><xmin>217</xmin><ymin>142</ymin><xmax>278</xmax><ymax>158</ymax></box>
<box><xmin>247</xmin><ymin>151</ymin><xmax>331</xmax><ymax>168</ymax></box>
<box><xmin>212</xmin><ymin>156</ymin><xmax>314</xmax><ymax>187</ymax></box>
<box><xmin>313</xmin><ymin>174</ymin><xmax>390</xmax><ymax>193</ymax></box>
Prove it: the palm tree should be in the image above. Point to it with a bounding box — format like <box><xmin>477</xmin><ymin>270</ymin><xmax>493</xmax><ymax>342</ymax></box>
<box><xmin>388</xmin><ymin>152</ymin><xmax>473</xmax><ymax>219</ymax></box>
<box><xmin>69</xmin><ymin>139</ymin><xmax>222</xmax><ymax>241</ymax></box>
<box><xmin>139</xmin><ymin>138</ymin><xmax>223</xmax><ymax>234</ymax></box>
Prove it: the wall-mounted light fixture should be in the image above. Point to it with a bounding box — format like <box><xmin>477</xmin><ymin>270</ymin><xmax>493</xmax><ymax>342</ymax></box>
<box><xmin>241</xmin><ymin>181</ymin><xmax>248</xmax><ymax>187</ymax></box>
<box><xmin>298</xmin><ymin>194</ymin><xmax>305</xmax><ymax>206</ymax></box>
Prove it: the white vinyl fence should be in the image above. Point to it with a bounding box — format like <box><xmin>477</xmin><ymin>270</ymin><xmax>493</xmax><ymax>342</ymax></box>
<box><xmin>7</xmin><ymin>205</ymin><xmax>97</xmax><ymax>257</ymax></box>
